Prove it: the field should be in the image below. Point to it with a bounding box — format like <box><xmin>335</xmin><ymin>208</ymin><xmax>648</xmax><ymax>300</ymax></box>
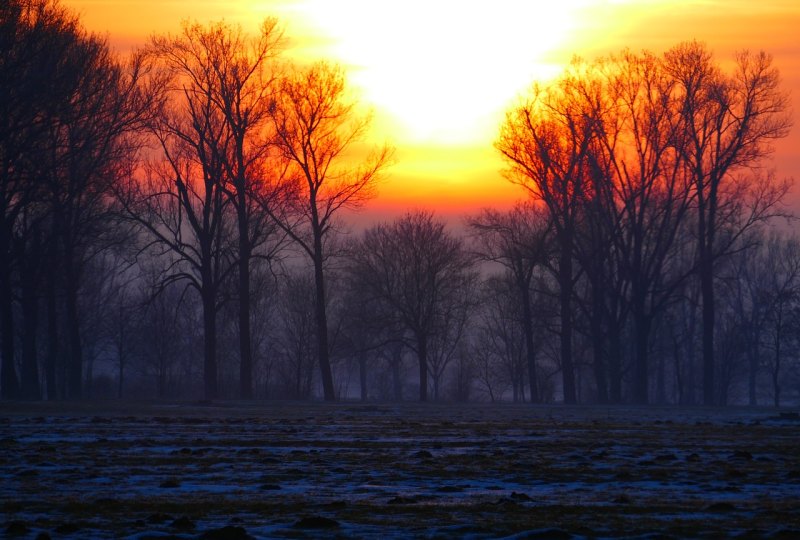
<box><xmin>2</xmin><ymin>402</ymin><xmax>799</xmax><ymax>539</ymax></box>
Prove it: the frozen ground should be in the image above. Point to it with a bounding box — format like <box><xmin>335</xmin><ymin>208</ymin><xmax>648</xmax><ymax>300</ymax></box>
<box><xmin>1</xmin><ymin>402</ymin><xmax>799</xmax><ymax>539</ymax></box>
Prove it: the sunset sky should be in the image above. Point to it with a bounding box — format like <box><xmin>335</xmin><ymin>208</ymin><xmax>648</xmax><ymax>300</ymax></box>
<box><xmin>64</xmin><ymin>0</ymin><xmax>800</xmax><ymax>223</ymax></box>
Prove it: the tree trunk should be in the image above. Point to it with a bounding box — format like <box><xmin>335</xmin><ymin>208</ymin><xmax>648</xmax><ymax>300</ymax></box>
<box><xmin>117</xmin><ymin>350</ymin><xmax>124</xmax><ymax>399</ymax></box>
<box><xmin>237</xmin><ymin>193</ymin><xmax>253</xmax><ymax>400</ymax></box>
<box><xmin>45</xmin><ymin>264</ymin><xmax>58</xmax><ymax>400</ymax></box>
<box><xmin>65</xmin><ymin>260</ymin><xmax>82</xmax><ymax>400</ymax></box>
<box><xmin>748</xmin><ymin>325</ymin><xmax>760</xmax><ymax>406</ymax></box>
<box><xmin>0</xmin><ymin>233</ymin><xmax>19</xmax><ymax>399</ymax></box>
<box><xmin>519</xmin><ymin>280</ymin><xmax>539</xmax><ymax>404</ymax></box>
<box><xmin>632</xmin><ymin>298</ymin><xmax>651</xmax><ymax>405</ymax></box>
<box><xmin>391</xmin><ymin>344</ymin><xmax>403</xmax><ymax>402</ymax></box>
<box><xmin>608</xmin><ymin>319</ymin><xmax>622</xmax><ymax>404</ymax></box>
<box><xmin>590</xmin><ymin>280</ymin><xmax>608</xmax><ymax>404</ymax></box>
<box><xmin>157</xmin><ymin>355</ymin><xmax>166</xmax><ymax>399</ymax></box>
<box><xmin>358</xmin><ymin>352</ymin><xmax>367</xmax><ymax>402</ymax></box>
<box><xmin>558</xmin><ymin>243</ymin><xmax>576</xmax><ymax>404</ymax></box>
<box><xmin>312</xmin><ymin>243</ymin><xmax>335</xmax><ymax>401</ymax></box>
<box><xmin>773</xmin><ymin>316</ymin><xmax>781</xmax><ymax>408</ymax></box>
<box><xmin>417</xmin><ymin>332</ymin><xmax>428</xmax><ymax>402</ymax></box>
<box><xmin>20</xmin><ymin>257</ymin><xmax>40</xmax><ymax>400</ymax></box>
<box><xmin>202</xmin><ymin>285</ymin><xmax>218</xmax><ymax>401</ymax></box>
<box><xmin>700</xmin><ymin>254</ymin><xmax>715</xmax><ymax>406</ymax></box>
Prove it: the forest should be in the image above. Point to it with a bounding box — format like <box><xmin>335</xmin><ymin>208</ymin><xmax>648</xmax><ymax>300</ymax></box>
<box><xmin>1</xmin><ymin>0</ymin><xmax>798</xmax><ymax>407</ymax></box>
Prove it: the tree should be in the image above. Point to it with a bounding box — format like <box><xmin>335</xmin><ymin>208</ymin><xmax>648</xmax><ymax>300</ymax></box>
<box><xmin>0</xmin><ymin>0</ymin><xmax>77</xmax><ymax>398</ymax></box>
<box><xmin>589</xmin><ymin>51</ymin><xmax>696</xmax><ymax>404</ymax></box>
<box><xmin>186</xmin><ymin>20</ymin><xmax>284</xmax><ymax>399</ymax></box>
<box><xmin>338</xmin><ymin>267</ymin><xmax>401</xmax><ymax>402</ymax></box>
<box><xmin>0</xmin><ymin>0</ymin><xmax>153</xmax><ymax>399</ymax></box>
<box><xmin>349</xmin><ymin>211</ymin><xmax>475</xmax><ymax>402</ymax></box>
<box><xmin>268</xmin><ymin>61</ymin><xmax>391</xmax><ymax>401</ymax></box>
<box><xmin>274</xmin><ymin>270</ymin><xmax>317</xmax><ymax>400</ymax></box>
<box><xmin>758</xmin><ymin>232</ymin><xmax>800</xmax><ymax>407</ymax></box>
<box><xmin>664</xmin><ymin>42</ymin><xmax>792</xmax><ymax>405</ymax></box>
<box><xmin>468</xmin><ymin>202</ymin><xmax>550</xmax><ymax>403</ymax></box>
<box><xmin>474</xmin><ymin>274</ymin><xmax>529</xmax><ymax>402</ymax></box>
<box><xmin>135</xmin><ymin>20</ymin><xmax>286</xmax><ymax>400</ymax></box>
<box><xmin>120</xmin><ymin>35</ymin><xmax>237</xmax><ymax>400</ymax></box>
<box><xmin>496</xmin><ymin>70</ymin><xmax>599</xmax><ymax>404</ymax></box>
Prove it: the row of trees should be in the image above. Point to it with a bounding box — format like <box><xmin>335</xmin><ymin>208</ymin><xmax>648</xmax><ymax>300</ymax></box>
<box><xmin>495</xmin><ymin>44</ymin><xmax>793</xmax><ymax>404</ymax></box>
<box><xmin>1</xmin><ymin>0</ymin><xmax>796</xmax><ymax>404</ymax></box>
<box><xmin>0</xmin><ymin>0</ymin><xmax>389</xmax><ymax>401</ymax></box>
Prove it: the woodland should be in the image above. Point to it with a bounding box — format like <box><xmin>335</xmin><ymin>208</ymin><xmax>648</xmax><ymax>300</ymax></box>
<box><xmin>1</xmin><ymin>0</ymin><xmax>798</xmax><ymax>407</ymax></box>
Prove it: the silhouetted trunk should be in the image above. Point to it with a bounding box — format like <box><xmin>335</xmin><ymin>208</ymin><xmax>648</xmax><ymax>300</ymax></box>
<box><xmin>0</xmin><ymin>251</ymin><xmax>19</xmax><ymax>399</ymax></box>
<box><xmin>64</xmin><ymin>246</ymin><xmax>82</xmax><ymax>399</ymax></box>
<box><xmin>0</xmin><ymin>230</ymin><xmax>19</xmax><ymax>399</ymax></box>
<box><xmin>391</xmin><ymin>344</ymin><xmax>403</xmax><ymax>402</ymax></box>
<box><xmin>117</xmin><ymin>352</ymin><xmax>124</xmax><ymax>399</ymax></box>
<box><xmin>20</xmin><ymin>249</ymin><xmax>40</xmax><ymax>400</ymax></box>
<box><xmin>237</xmin><ymin>203</ymin><xmax>253</xmax><ymax>399</ymax></box>
<box><xmin>519</xmin><ymin>279</ymin><xmax>539</xmax><ymax>404</ymax></box>
<box><xmin>157</xmin><ymin>358</ymin><xmax>166</xmax><ymax>399</ymax></box>
<box><xmin>417</xmin><ymin>332</ymin><xmax>428</xmax><ymax>402</ymax></box>
<box><xmin>607</xmin><ymin>322</ymin><xmax>622</xmax><ymax>404</ymax></box>
<box><xmin>748</xmin><ymin>326</ymin><xmax>760</xmax><ymax>406</ymax></box>
<box><xmin>358</xmin><ymin>352</ymin><xmax>367</xmax><ymax>402</ymax></box>
<box><xmin>45</xmin><ymin>261</ymin><xmax>58</xmax><ymax>400</ymax></box>
<box><xmin>312</xmin><ymin>235</ymin><xmax>335</xmax><ymax>401</ymax></box>
<box><xmin>201</xmin><ymin>284</ymin><xmax>218</xmax><ymax>401</ymax></box>
<box><xmin>590</xmin><ymin>279</ymin><xmax>608</xmax><ymax>404</ymax></box>
<box><xmin>700</xmin><ymin>251</ymin><xmax>715</xmax><ymax>406</ymax></box>
<box><xmin>772</xmin><ymin>310</ymin><xmax>782</xmax><ymax>408</ymax></box>
<box><xmin>632</xmin><ymin>293</ymin><xmax>651</xmax><ymax>404</ymax></box>
<box><xmin>558</xmin><ymin>240</ymin><xmax>576</xmax><ymax>404</ymax></box>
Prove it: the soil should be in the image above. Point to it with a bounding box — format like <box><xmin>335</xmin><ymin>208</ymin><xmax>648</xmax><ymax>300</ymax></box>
<box><xmin>1</xmin><ymin>401</ymin><xmax>799</xmax><ymax>538</ymax></box>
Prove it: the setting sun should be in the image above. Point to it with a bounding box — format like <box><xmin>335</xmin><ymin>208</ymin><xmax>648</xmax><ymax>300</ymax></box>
<box><xmin>287</xmin><ymin>1</ymin><xmax>581</xmax><ymax>146</ymax></box>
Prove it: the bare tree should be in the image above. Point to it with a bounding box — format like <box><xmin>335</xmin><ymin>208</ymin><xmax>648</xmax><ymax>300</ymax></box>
<box><xmin>496</xmin><ymin>68</ymin><xmax>599</xmax><ymax>404</ymax></box>
<box><xmin>137</xmin><ymin>20</ymin><xmax>286</xmax><ymax>400</ymax></box>
<box><xmin>468</xmin><ymin>202</ymin><xmax>550</xmax><ymax>402</ymax></box>
<box><xmin>189</xmin><ymin>20</ymin><xmax>283</xmax><ymax>399</ymax></box>
<box><xmin>589</xmin><ymin>51</ymin><xmax>697</xmax><ymax>403</ymax></box>
<box><xmin>1</xmin><ymin>0</ymin><xmax>151</xmax><ymax>399</ymax></box>
<box><xmin>0</xmin><ymin>0</ymin><xmax>75</xmax><ymax>398</ymax></box>
<box><xmin>475</xmin><ymin>274</ymin><xmax>528</xmax><ymax>402</ymax></box>
<box><xmin>119</xmin><ymin>38</ymin><xmax>237</xmax><ymax>400</ymax></box>
<box><xmin>756</xmin><ymin>233</ymin><xmax>800</xmax><ymax>406</ymax></box>
<box><xmin>268</xmin><ymin>61</ymin><xmax>392</xmax><ymax>401</ymax></box>
<box><xmin>349</xmin><ymin>211</ymin><xmax>475</xmax><ymax>402</ymax></box>
<box><xmin>664</xmin><ymin>42</ymin><xmax>792</xmax><ymax>405</ymax></box>
<box><xmin>274</xmin><ymin>270</ymin><xmax>317</xmax><ymax>400</ymax></box>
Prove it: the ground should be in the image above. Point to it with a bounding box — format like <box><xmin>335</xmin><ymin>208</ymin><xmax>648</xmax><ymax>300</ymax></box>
<box><xmin>1</xmin><ymin>402</ymin><xmax>799</xmax><ymax>539</ymax></box>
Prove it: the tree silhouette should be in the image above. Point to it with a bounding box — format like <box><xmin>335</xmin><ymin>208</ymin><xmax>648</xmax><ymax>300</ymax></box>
<box><xmin>468</xmin><ymin>202</ymin><xmax>550</xmax><ymax>403</ymax></box>
<box><xmin>350</xmin><ymin>211</ymin><xmax>475</xmax><ymax>402</ymax></box>
<box><xmin>1</xmin><ymin>0</ymin><xmax>152</xmax><ymax>399</ymax></box>
<box><xmin>496</xmin><ymin>71</ymin><xmax>599</xmax><ymax>404</ymax></box>
<box><xmin>664</xmin><ymin>42</ymin><xmax>791</xmax><ymax>405</ymax></box>
<box><xmin>268</xmin><ymin>61</ymin><xmax>392</xmax><ymax>401</ymax></box>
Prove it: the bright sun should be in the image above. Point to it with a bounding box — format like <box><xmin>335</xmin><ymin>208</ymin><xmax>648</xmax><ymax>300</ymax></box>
<box><xmin>279</xmin><ymin>1</ymin><xmax>586</xmax><ymax>146</ymax></box>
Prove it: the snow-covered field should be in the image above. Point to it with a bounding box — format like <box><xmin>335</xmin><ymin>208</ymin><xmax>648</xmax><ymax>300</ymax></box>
<box><xmin>1</xmin><ymin>402</ymin><xmax>799</xmax><ymax>539</ymax></box>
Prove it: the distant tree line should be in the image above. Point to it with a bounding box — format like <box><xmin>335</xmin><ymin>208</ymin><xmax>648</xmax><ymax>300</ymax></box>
<box><xmin>1</xmin><ymin>0</ymin><xmax>796</xmax><ymax>405</ymax></box>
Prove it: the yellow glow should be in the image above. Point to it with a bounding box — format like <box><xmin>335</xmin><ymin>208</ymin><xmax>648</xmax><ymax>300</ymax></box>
<box><xmin>62</xmin><ymin>0</ymin><xmax>800</xmax><ymax>216</ymax></box>
<box><xmin>285</xmin><ymin>0</ymin><xmax>588</xmax><ymax>146</ymax></box>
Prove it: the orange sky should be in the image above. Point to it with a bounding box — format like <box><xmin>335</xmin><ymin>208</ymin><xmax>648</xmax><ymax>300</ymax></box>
<box><xmin>64</xmin><ymin>0</ymin><xmax>800</xmax><ymax>225</ymax></box>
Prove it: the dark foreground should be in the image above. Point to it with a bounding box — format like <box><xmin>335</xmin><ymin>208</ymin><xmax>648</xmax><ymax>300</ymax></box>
<box><xmin>1</xmin><ymin>402</ymin><xmax>799</xmax><ymax>539</ymax></box>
